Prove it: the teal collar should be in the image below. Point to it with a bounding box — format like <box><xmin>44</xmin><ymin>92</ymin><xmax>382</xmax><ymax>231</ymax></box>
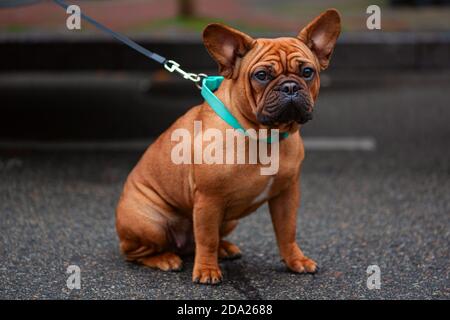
<box><xmin>200</xmin><ymin>76</ymin><xmax>289</xmax><ymax>144</ymax></box>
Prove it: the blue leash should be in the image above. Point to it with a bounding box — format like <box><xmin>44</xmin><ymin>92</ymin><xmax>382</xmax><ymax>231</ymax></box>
<box><xmin>52</xmin><ymin>0</ymin><xmax>167</xmax><ymax>64</ymax></box>
<box><xmin>52</xmin><ymin>0</ymin><xmax>206</xmax><ymax>84</ymax></box>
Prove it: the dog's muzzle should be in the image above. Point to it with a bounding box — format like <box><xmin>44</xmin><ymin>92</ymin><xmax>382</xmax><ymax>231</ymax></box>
<box><xmin>257</xmin><ymin>80</ymin><xmax>313</xmax><ymax>126</ymax></box>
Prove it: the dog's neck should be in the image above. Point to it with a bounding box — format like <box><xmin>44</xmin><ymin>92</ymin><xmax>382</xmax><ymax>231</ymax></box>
<box><xmin>212</xmin><ymin>78</ymin><xmax>301</xmax><ymax>136</ymax></box>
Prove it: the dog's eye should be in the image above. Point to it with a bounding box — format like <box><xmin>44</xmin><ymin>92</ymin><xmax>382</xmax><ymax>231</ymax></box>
<box><xmin>255</xmin><ymin>71</ymin><xmax>268</xmax><ymax>81</ymax></box>
<box><xmin>301</xmin><ymin>67</ymin><xmax>315</xmax><ymax>80</ymax></box>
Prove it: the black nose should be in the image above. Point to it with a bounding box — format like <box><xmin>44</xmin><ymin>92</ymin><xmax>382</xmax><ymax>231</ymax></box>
<box><xmin>280</xmin><ymin>81</ymin><xmax>300</xmax><ymax>96</ymax></box>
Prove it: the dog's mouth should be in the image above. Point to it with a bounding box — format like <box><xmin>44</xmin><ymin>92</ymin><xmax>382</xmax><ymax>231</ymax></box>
<box><xmin>256</xmin><ymin>96</ymin><xmax>313</xmax><ymax>126</ymax></box>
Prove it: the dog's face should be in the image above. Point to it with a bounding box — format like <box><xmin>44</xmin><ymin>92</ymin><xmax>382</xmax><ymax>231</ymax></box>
<box><xmin>203</xmin><ymin>9</ymin><xmax>341</xmax><ymax>130</ymax></box>
<box><xmin>247</xmin><ymin>37</ymin><xmax>319</xmax><ymax>126</ymax></box>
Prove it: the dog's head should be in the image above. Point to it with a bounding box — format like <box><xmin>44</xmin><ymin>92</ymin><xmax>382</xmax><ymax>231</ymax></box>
<box><xmin>203</xmin><ymin>9</ymin><xmax>341</xmax><ymax>130</ymax></box>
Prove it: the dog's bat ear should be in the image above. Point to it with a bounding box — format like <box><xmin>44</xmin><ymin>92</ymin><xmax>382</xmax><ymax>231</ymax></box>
<box><xmin>203</xmin><ymin>23</ymin><xmax>255</xmax><ymax>79</ymax></box>
<box><xmin>298</xmin><ymin>9</ymin><xmax>341</xmax><ymax>70</ymax></box>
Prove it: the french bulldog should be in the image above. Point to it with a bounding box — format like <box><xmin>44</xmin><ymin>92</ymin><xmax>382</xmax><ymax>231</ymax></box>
<box><xmin>116</xmin><ymin>9</ymin><xmax>341</xmax><ymax>284</ymax></box>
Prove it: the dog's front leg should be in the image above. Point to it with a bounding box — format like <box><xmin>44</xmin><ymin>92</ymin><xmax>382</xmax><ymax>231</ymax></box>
<box><xmin>269</xmin><ymin>181</ymin><xmax>318</xmax><ymax>274</ymax></box>
<box><xmin>192</xmin><ymin>193</ymin><xmax>223</xmax><ymax>284</ymax></box>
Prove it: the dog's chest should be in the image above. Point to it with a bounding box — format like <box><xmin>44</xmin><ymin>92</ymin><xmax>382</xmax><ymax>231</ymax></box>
<box><xmin>224</xmin><ymin>161</ymin><xmax>297</xmax><ymax>219</ymax></box>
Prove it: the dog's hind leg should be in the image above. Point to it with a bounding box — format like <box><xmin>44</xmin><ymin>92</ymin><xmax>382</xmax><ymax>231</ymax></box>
<box><xmin>138</xmin><ymin>252</ymin><xmax>183</xmax><ymax>271</ymax></box>
<box><xmin>116</xmin><ymin>197</ymin><xmax>183</xmax><ymax>272</ymax></box>
<box><xmin>219</xmin><ymin>220</ymin><xmax>242</xmax><ymax>260</ymax></box>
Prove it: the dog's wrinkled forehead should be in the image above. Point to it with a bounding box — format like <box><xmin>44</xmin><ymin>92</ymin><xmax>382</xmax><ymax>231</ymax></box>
<box><xmin>247</xmin><ymin>37</ymin><xmax>319</xmax><ymax>74</ymax></box>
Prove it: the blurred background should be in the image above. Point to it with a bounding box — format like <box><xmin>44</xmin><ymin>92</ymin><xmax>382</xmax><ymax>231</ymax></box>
<box><xmin>0</xmin><ymin>0</ymin><xmax>449</xmax><ymax>299</ymax></box>
<box><xmin>1</xmin><ymin>0</ymin><xmax>450</xmax><ymax>33</ymax></box>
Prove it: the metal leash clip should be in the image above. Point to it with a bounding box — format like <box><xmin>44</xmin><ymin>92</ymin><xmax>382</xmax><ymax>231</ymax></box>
<box><xmin>164</xmin><ymin>60</ymin><xmax>208</xmax><ymax>89</ymax></box>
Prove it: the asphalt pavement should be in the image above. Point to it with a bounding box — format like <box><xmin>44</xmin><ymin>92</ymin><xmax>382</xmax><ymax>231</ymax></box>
<box><xmin>0</xmin><ymin>74</ymin><xmax>449</xmax><ymax>299</ymax></box>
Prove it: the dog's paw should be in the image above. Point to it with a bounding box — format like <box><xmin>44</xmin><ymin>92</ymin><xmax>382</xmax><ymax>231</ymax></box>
<box><xmin>139</xmin><ymin>252</ymin><xmax>183</xmax><ymax>272</ymax></box>
<box><xmin>219</xmin><ymin>240</ymin><xmax>242</xmax><ymax>260</ymax></box>
<box><xmin>192</xmin><ymin>265</ymin><xmax>223</xmax><ymax>285</ymax></box>
<box><xmin>286</xmin><ymin>256</ymin><xmax>318</xmax><ymax>274</ymax></box>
